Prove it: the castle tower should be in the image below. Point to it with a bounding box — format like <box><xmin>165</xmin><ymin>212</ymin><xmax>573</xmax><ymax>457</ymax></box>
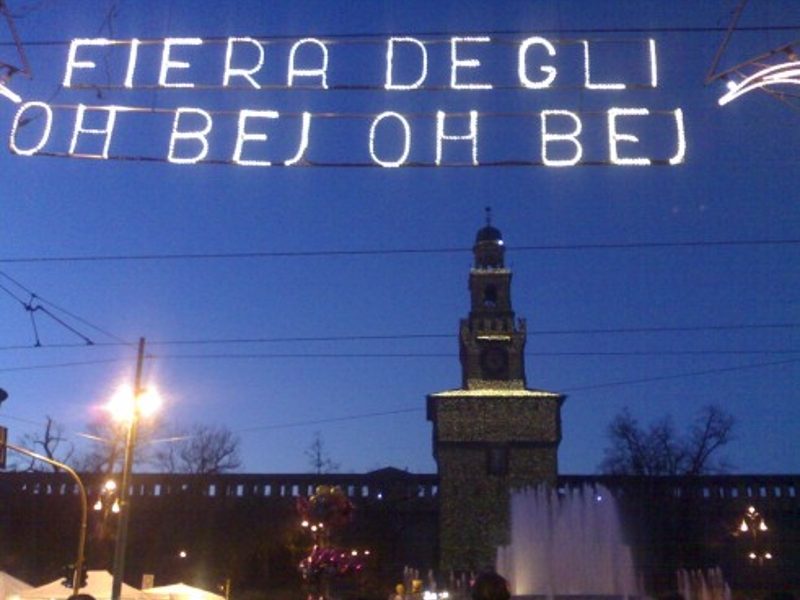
<box><xmin>427</xmin><ymin>210</ymin><xmax>565</xmax><ymax>572</ymax></box>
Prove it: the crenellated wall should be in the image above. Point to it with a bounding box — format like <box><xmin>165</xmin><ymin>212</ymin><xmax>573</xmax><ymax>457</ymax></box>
<box><xmin>1</xmin><ymin>471</ymin><xmax>799</xmax><ymax>598</ymax></box>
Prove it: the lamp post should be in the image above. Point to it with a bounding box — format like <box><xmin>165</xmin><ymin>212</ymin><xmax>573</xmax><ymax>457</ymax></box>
<box><xmin>6</xmin><ymin>442</ymin><xmax>88</xmax><ymax>594</ymax></box>
<box><xmin>111</xmin><ymin>338</ymin><xmax>146</xmax><ymax>600</ymax></box>
<box><xmin>738</xmin><ymin>505</ymin><xmax>773</xmax><ymax>566</ymax></box>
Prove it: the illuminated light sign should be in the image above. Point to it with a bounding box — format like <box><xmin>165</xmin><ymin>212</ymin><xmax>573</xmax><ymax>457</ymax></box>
<box><xmin>369</xmin><ymin>112</ymin><xmax>411</xmax><ymax>168</ymax></box>
<box><xmin>0</xmin><ymin>82</ymin><xmax>21</xmax><ymax>104</ymax></box>
<box><xmin>7</xmin><ymin>34</ymin><xmax>686</xmax><ymax>167</ymax></box>
<box><xmin>541</xmin><ymin>110</ymin><xmax>583</xmax><ymax>167</ymax></box>
<box><xmin>718</xmin><ymin>60</ymin><xmax>800</xmax><ymax>106</ymax></box>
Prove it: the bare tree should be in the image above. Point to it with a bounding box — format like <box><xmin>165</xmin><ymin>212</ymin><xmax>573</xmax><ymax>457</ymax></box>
<box><xmin>74</xmin><ymin>414</ymin><xmax>161</xmax><ymax>475</ymax></box>
<box><xmin>599</xmin><ymin>404</ymin><xmax>735</xmax><ymax>476</ymax></box>
<box><xmin>305</xmin><ymin>431</ymin><xmax>340</xmax><ymax>474</ymax></box>
<box><xmin>153</xmin><ymin>423</ymin><xmax>241</xmax><ymax>474</ymax></box>
<box><xmin>13</xmin><ymin>416</ymin><xmax>74</xmax><ymax>472</ymax></box>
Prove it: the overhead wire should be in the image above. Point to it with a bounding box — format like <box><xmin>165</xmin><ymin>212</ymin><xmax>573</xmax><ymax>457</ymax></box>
<box><xmin>1</xmin><ymin>237</ymin><xmax>798</xmax><ymax>264</ymax></box>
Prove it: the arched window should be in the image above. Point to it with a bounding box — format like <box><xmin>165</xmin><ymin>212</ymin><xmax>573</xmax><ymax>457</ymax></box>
<box><xmin>483</xmin><ymin>284</ymin><xmax>497</xmax><ymax>307</ymax></box>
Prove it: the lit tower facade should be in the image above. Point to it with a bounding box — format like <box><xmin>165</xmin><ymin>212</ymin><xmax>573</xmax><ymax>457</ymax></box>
<box><xmin>427</xmin><ymin>212</ymin><xmax>565</xmax><ymax>572</ymax></box>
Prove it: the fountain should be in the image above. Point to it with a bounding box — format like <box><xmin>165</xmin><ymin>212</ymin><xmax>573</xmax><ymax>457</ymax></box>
<box><xmin>496</xmin><ymin>484</ymin><xmax>641</xmax><ymax>599</ymax></box>
<box><xmin>676</xmin><ymin>568</ymin><xmax>731</xmax><ymax>600</ymax></box>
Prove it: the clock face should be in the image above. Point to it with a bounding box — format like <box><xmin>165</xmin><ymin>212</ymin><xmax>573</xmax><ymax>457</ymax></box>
<box><xmin>480</xmin><ymin>346</ymin><xmax>508</xmax><ymax>378</ymax></box>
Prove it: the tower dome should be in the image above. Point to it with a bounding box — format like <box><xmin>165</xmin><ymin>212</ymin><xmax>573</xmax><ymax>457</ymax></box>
<box><xmin>475</xmin><ymin>223</ymin><xmax>503</xmax><ymax>244</ymax></box>
<box><xmin>475</xmin><ymin>206</ymin><xmax>503</xmax><ymax>244</ymax></box>
<box><xmin>473</xmin><ymin>207</ymin><xmax>504</xmax><ymax>269</ymax></box>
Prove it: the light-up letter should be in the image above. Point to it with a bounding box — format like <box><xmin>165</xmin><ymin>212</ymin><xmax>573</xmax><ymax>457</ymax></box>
<box><xmin>223</xmin><ymin>37</ymin><xmax>264</xmax><ymax>89</ymax></box>
<box><xmin>541</xmin><ymin>110</ymin><xmax>583</xmax><ymax>167</ymax></box>
<box><xmin>233</xmin><ymin>109</ymin><xmax>279</xmax><ymax>166</ymax></box>
<box><xmin>159</xmin><ymin>38</ymin><xmax>203</xmax><ymax>88</ymax></box>
<box><xmin>69</xmin><ymin>104</ymin><xmax>122</xmax><ymax>158</ymax></box>
<box><xmin>284</xmin><ymin>112</ymin><xmax>312</xmax><ymax>166</ymax></box>
<box><xmin>369</xmin><ymin>111</ymin><xmax>411</xmax><ymax>168</ymax></box>
<box><xmin>436</xmin><ymin>110</ymin><xmax>478</xmax><ymax>166</ymax></box>
<box><xmin>669</xmin><ymin>108</ymin><xmax>686</xmax><ymax>165</ymax></box>
<box><xmin>124</xmin><ymin>39</ymin><xmax>141</xmax><ymax>88</ymax></box>
<box><xmin>63</xmin><ymin>38</ymin><xmax>113</xmax><ymax>87</ymax></box>
<box><xmin>288</xmin><ymin>38</ymin><xmax>329</xmax><ymax>89</ymax></box>
<box><xmin>649</xmin><ymin>39</ymin><xmax>658</xmax><ymax>88</ymax></box>
<box><xmin>608</xmin><ymin>107</ymin><xmax>651</xmax><ymax>166</ymax></box>
<box><xmin>450</xmin><ymin>37</ymin><xmax>493</xmax><ymax>90</ymax></box>
<box><xmin>168</xmin><ymin>107</ymin><xmax>212</xmax><ymax>164</ymax></box>
<box><xmin>9</xmin><ymin>102</ymin><xmax>53</xmax><ymax>155</ymax></box>
<box><xmin>385</xmin><ymin>37</ymin><xmax>427</xmax><ymax>90</ymax></box>
<box><xmin>583</xmin><ymin>40</ymin><xmax>625</xmax><ymax>90</ymax></box>
<box><xmin>518</xmin><ymin>37</ymin><xmax>557</xmax><ymax>89</ymax></box>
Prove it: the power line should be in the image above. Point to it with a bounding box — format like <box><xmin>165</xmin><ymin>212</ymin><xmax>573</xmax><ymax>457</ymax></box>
<box><xmin>1</xmin><ymin>238</ymin><xmax>798</xmax><ymax>264</ymax></box>
<box><xmin>0</xmin><ymin>270</ymin><xmax>132</xmax><ymax>346</ymax></box>
<box><xmin>6</xmin><ymin>23</ymin><xmax>800</xmax><ymax>50</ymax></box>
<box><xmin>188</xmin><ymin>357</ymin><xmax>800</xmax><ymax>437</ymax></box>
<box><xmin>561</xmin><ymin>357</ymin><xmax>800</xmax><ymax>393</ymax></box>
<box><xmin>2</xmin><ymin>346</ymin><xmax>799</xmax><ymax>374</ymax></box>
<box><xmin>1</xmin><ymin>322</ymin><xmax>798</xmax><ymax>354</ymax></box>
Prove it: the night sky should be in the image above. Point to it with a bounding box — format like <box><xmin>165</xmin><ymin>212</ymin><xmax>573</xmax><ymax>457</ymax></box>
<box><xmin>1</xmin><ymin>0</ymin><xmax>798</xmax><ymax>476</ymax></box>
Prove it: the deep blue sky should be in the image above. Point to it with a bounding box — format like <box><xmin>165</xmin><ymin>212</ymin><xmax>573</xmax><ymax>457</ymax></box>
<box><xmin>1</xmin><ymin>0</ymin><xmax>798</xmax><ymax>475</ymax></box>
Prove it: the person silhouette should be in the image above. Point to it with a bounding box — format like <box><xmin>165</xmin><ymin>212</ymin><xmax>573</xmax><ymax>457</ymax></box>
<box><xmin>471</xmin><ymin>573</ymin><xmax>510</xmax><ymax>600</ymax></box>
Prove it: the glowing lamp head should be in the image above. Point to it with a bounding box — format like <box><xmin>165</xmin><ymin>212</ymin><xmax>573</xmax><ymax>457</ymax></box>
<box><xmin>106</xmin><ymin>384</ymin><xmax>160</xmax><ymax>422</ymax></box>
<box><xmin>740</xmin><ymin>520</ymin><xmax>749</xmax><ymax>532</ymax></box>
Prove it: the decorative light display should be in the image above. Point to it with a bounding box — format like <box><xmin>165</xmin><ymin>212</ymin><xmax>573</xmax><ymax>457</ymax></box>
<box><xmin>718</xmin><ymin>61</ymin><xmax>800</xmax><ymax>106</ymax></box>
<box><xmin>296</xmin><ymin>485</ymin><xmax>367</xmax><ymax>599</ymax></box>
<box><xmin>6</xmin><ymin>34</ymin><xmax>686</xmax><ymax>167</ymax></box>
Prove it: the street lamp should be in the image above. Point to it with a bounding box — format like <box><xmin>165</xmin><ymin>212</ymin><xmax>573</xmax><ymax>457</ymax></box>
<box><xmin>110</xmin><ymin>338</ymin><xmax>159</xmax><ymax>600</ymax></box>
<box><xmin>738</xmin><ymin>505</ymin><xmax>773</xmax><ymax>566</ymax></box>
<box><xmin>94</xmin><ymin>479</ymin><xmax>121</xmax><ymax>522</ymax></box>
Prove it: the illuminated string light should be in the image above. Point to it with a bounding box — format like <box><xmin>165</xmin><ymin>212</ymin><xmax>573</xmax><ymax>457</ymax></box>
<box><xmin>288</xmin><ymin>38</ymin><xmax>329</xmax><ymax>89</ymax></box>
<box><xmin>16</xmin><ymin>33</ymin><xmax>684</xmax><ymax>167</ymax></box>
<box><xmin>649</xmin><ymin>39</ymin><xmax>658</xmax><ymax>88</ymax></box>
<box><xmin>123</xmin><ymin>39</ymin><xmax>141</xmax><ymax>89</ymax></box>
<box><xmin>9</xmin><ymin>102</ymin><xmax>53</xmax><ymax>156</ymax></box>
<box><xmin>583</xmin><ymin>40</ymin><xmax>626</xmax><ymax>90</ymax></box>
<box><xmin>284</xmin><ymin>112</ymin><xmax>312</xmax><ymax>166</ymax></box>
<box><xmin>69</xmin><ymin>104</ymin><xmax>125</xmax><ymax>159</ymax></box>
<box><xmin>718</xmin><ymin>60</ymin><xmax>800</xmax><ymax>106</ymax></box>
<box><xmin>9</xmin><ymin>103</ymin><xmax>686</xmax><ymax>166</ymax></box>
<box><xmin>168</xmin><ymin>107</ymin><xmax>213</xmax><ymax>164</ymax></box>
<box><xmin>608</xmin><ymin>107</ymin><xmax>651</xmax><ymax>166</ymax></box>
<box><xmin>436</xmin><ymin>110</ymin><xmax>478</xmax><ymax>166</ymax></box>
<box><xmin>541</xmin><ymin>109</ymin><xmax>583</xmax><ymax>167</ymax></box>
<box><xmin>224</xmin><ymin>37</ymin><xmax>265</xmax><ymax>89</ymax></box>
<box><xmin>369</xmin><ymin>111</ymin><xmax>411</xmax><ymax>167</ymax></box>
<box><xmin>58</xmin><ymin>35</ymin><xmax>661</xmax><ymax>91</ymax></box>
<box><xmin>669</xmin><ymin>108</ymin><xmax>686</xmax><ymax>165</ymax></box>
<box><xmin>233</xmin><ymin>109</ymin><xmax>280</xmax><ymax>166</ymax></box>
<box><xmin>63</xmin><ymin>38</ymin><xmax>114</xmax><ymax>87</ymax></box>
<box><xmin>0</xmin><ymin>83</ymin><xmax>21</xmax><ymax>103</ymax></box>
<box><xmin>450</xmin><ymin>37</ymin><xmax>493</xmax><ymax>90</ymax></box>
<box><xmin>518</xmin><ymin>37</ymin><xmax>557</xmax><ymax>89</ymax></box>
<box><xmin>159</xmin><ymin>38</ymin><xmax>203</xmax><ymax>88</ymax></box>
<box><xmin>385</xmin><ymin>37</ymin><xmax>428</xmax><ymax>90</ymax></box>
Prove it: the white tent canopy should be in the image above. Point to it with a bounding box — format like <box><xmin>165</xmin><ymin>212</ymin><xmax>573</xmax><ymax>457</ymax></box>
<box><xmin>0</xmin><ymin>572</ymin><xmax>32</xmax><ymax>600</ymax></box>
<box><xmin>142</xmin><ymin>583</ymin><xmax>224</xmax><ymax>600</ymax></box>
<box><xmin>13</xmin><ymin>571</ymin><xmax>144</xmax><ymax>600</ymax></box>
